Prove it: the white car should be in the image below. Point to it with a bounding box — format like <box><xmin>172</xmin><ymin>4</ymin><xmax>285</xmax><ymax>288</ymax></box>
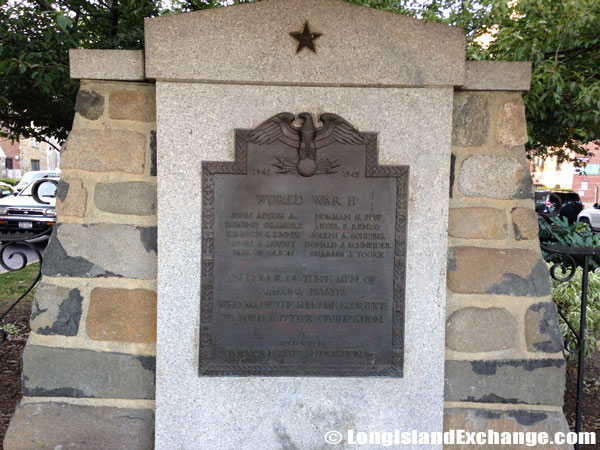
<box><xmin>0</xmin><ymin>178</ymin><xmax>58</xmax><ymax>234</ymax></box>
<box><xmin>13</xmin><ymin>170</ymin><xmax>60</xmax><ymax>194</ymax></box>
<box><xmin>577</xmin><ymin>205</ymin><xmax>600</xmax><ymax>231</ymax></box>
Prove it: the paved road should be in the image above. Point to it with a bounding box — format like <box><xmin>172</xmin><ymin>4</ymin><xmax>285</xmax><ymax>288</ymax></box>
<box><xmin>0</xmin><ymin>235</ymin><xmax>50</xmax><ymax>274</ymax></box>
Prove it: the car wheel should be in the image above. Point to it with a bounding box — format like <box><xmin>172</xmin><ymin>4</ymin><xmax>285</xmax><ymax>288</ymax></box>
<box><xmin>580</xmin><ymin>217</ymin><xmax>591</xmax><ymax>227</ymax></box>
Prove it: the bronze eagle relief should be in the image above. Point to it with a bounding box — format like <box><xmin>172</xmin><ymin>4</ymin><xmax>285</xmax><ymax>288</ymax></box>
<box><xmin>247</xmin><ymin>112</ymin><xmax>366</xmax><ymax>177</ymax></box>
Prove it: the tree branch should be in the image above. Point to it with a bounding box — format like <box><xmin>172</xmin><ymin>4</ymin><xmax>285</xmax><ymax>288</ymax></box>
<box><xmin>544</xmin><ymin>43</ymin><xmax>600</xmax><ymax>57</ymax></box>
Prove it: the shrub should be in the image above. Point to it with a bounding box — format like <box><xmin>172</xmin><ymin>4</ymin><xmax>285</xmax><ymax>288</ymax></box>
<box><xmin>551</xmin><ymin>265</ymin><xmax>600</xmax><ymax>358</ymax></box>
<box><xmin>539</xmin><ymin>215</ymin><xmax>600</xmax><ymax>358</ymax></box>
<box><xmin>538</xmin><ymin>215</ymin><xmax>600</xmax><ymax>269</ymax></box>
<box><xmin>0</xmin><ymin>178</ymin><xmax>18</xmax><ymax>186</ymax></box>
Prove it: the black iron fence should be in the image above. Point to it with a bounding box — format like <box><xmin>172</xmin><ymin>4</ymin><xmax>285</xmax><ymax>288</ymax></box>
<box><xmin>539</xmin><ymin>192</ymin><xmax>598</xmax><ymax>449</ymax></box>
<box><xmin>542</xmin><ymin>243</ymin><xmax>597</xmax><ymax>448</ymax></box>
<box><xmin>0</xmin><ymin>179</ymin><xmax>57</xmax><ymax>344</ymax></box>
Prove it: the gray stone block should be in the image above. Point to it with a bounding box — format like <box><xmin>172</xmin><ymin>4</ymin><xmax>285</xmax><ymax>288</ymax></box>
<box><xmin>74</xmin><ymin>89</ymin><xmax>104</xmax><ymax>120</ymax></box>
<box><xmin>446</xmin><ymin>307</ymin><xmax>518</xmax><ymax>352</ymax></box>
<box><xmin>22</xmin><ymin>346</ymin><xmax>155</xmax><ymax>399</ymax></box>
<box><xmin>4</xmin><ymin>402</ymin><xmax>154</xmax><ymax>450</ymax></box>
<box><xmin>525</xmin><ymin>302</ymin><xmax>564</xmax><ymax>353</ymax></box>
<box><xmin>94</xmin><ymin>182</ymin><xmax>157</xmax><ymax>216</ymax></box>
<box><xmin>30</xmin><ymin>283</ymin><xmax>82</xmax><ymax>336</ymax></box>
<box><xmin>150</xmin><ymin>130</ymin><xmax>157</xmax><ymax>177</ymax></box>
<box><xmin>70</xmin><ymin>49</ymin><xmax>145</xmax><ymax>81</ymax></box>
<box><xmin>452</xmin><ymin>94</ymin><xmax>489</xmax><ymax>146</ymax></box>
<box><xmin>460</xmin><ymin>61</ymin><xmax>532</xmax><ymax>91</ymax></box>
<box><xmin>444</xmin><ymin>408</ymin><xmax>571</xmax><ymax>450</ymax></box>
<box><xmin>450</xmin><ymin>153</ymin><xmax>456</xmax><ymax>198</ymax></box>
<box><xmin>145</xmin><ymin>0</ymin><xmax>465</xmax><ymax>86</ymax></box>
<box><xmin>42</xmin><ymin>223</ymin><xmax>157</xmax><ymax>279</ymax></box>
<box><xmin>444</xmin><ymin>359</ymin><xmax>566</xmax><ymax>406</ymax></box>
<box><xmin>459</xmin><ymin>154</ymin><xmax>533</xmax><ymax>199</ymax></box>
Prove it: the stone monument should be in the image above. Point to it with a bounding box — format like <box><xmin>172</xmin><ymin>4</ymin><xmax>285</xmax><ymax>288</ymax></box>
<box><xmin>4</xmin><ymin>1</ymin><xmax>570</xmax><ymax>449</ymax></box>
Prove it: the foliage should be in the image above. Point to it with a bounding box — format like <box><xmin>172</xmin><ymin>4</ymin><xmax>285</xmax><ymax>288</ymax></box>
<box><xmin>538</xmin><ymin>216</ymin><xmax>600</xmax><ymax>357</ymax></box>
<box><xmin>0</xmin><ymin>322</ymin><xmax>18</xmax><ymax>336</ymax></box>
<box><xmin>538</xmin><ymin>215</ymin><xmax>600</xmax><ymax>268</ymax></box>
<box><xmin>0</xmin><ymin>0</ymin><xmax>163</xmax><ymax>149</ymax></box>
<box><xmin>551</xmin><ymin>265</ymin><xmax>600</xmax><ymax>358</ymax></box>
<box><xmin>166</xmin><ymin>0</ymin><xmax>254</xmax><ymax>13</ymax></box>
<box><xmin>480</xmin><ymin>0</ymin><xmax>600</xmax><ymax>162</ymax></box>
<box><xmin>0</xmin><ymin>178</ymin><xmax>17</xmax><ymax>186</ymax></box>
<box><xmin>1</xmin><ymin>0</ymin><xmax>599</xmax><ymax>160</ymax></box>
<box><xmin>349</xmin><ymin>0</ymin><xmax>600</xmax><ymax>162</ymax></box>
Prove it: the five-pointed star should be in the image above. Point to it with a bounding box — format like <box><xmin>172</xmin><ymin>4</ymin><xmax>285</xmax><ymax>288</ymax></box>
<box><xmin>290</xmin><ymin>22</ymin><xmax>322</xmax><ymax>54</ymax></box>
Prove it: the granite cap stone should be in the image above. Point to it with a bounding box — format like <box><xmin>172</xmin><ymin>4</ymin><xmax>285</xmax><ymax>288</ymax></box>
<box><xmin>460</xmin><ymin>61</ymin><xmax>532</xmax><ymax>91</ymax></box>
<box><xmin>144</xmin><ymin>0</ymin><xmax>466</xmax><ymax>86</ymax></box>
<box><xmin>70</xmin><ymin>49</ymin><xmax>145</xmax><ymax>80</ymax></box>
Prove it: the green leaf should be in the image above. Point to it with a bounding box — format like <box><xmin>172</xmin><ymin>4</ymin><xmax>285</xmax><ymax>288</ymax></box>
<box><xmin>56</xmin><ymin>15</ymin><xmax>72</xmax><ymax>31</ymax></box>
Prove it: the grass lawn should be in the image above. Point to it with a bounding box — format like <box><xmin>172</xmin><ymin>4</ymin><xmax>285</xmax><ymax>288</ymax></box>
<box><xmin>0</xmin><ymin>262</ymin><xmax>40</xmax><ymax>312</ymax></box>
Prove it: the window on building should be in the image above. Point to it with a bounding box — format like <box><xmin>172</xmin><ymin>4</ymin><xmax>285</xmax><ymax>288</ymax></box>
<box><xmin>31</xmin><ymin>159</ymin><xmax>40</xmax><ymax>171</ymax></box>
<box><xmin>5</xmin><ymin>158</ymin><xmax>13</xmax><ymax>170</ymax></box>
<box><xmin>30</xmin><ymin>138</ymin><xmax>39</xmax><ymax>147</ymax></box>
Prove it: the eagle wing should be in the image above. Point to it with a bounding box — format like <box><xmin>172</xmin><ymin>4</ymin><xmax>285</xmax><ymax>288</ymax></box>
<box><xmin>314</xmin><ymin>113</ymin><xmax>365</xmax><ymax>149</ymax></box>
<box><xmin>248</xmin><ymin>113</ymin><xmax>300</xmax><ymax>148</ymax></box>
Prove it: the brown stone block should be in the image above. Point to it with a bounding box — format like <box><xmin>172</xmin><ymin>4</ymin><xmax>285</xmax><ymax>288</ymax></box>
<box><xmin>56</xmin><ymin>178</ymin><xmax>87</xmax><ymax>217</ymax></box>
<box><xmin>448</xmin><ymin>207</ymin><xmax>507</xmax><ymax>240</ymax></box>
<box><xmin>109</xmin><ymin>90</ymin><xmax>156</xmax><ymax>122</ymax></box>
<box><xmin>62</xmin><ymin>130</ymin><xmax>146</xmax><ymax>174</ymax></box>
<box><xmin>512</xmin><ymin>207</ymin><xmax>539</xmax><ymax>240</ymax></box>
<box><xmin>446</xmin><ymin>307</ymin><xmax>518</xmax><ymax>352</ymax></box>
<box><xmin>87</xmin><ymin>288</ymin><xmax>157</xmax><ymax>343</ymax></box>
<box><xmin>447</xmin><ymin>247</ymin><xmax>551</xmax><ymax>296</ymax></box>
<box><xmin>498</xmin><ymin>99</ymin><xmax>528</xmax><ymax>146</ymax></box>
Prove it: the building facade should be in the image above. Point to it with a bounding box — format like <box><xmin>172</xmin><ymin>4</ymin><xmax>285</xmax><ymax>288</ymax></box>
<box><xmin>0</xmin><ymin>138</ymin><xmax>21</xmax><ymax>179</ymax></box>
<box><xmin>0</xmin><ymin>137</ymin><xmax>61</xmax><ymax>180</ymax></box>
<box><xmin>530</xmin><ymin>141</ymin><xmax>600</xmax><ymax>205</ymax></box>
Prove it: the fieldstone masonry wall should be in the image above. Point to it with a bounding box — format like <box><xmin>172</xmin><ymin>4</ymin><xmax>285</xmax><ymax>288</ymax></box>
<box><xmin>4</xmin><ymin>75</ymin><xmax>158</xmax><ymax>449</ymax></box>
<box><xmin>4</xmin><ymin>7</ymin><xmax>571</xmax><ymax>450</ymax></box>
<box><xmin>444</xmin><ymin>86</ymin><xmax>570</xmax><ymax>446</ymax></box>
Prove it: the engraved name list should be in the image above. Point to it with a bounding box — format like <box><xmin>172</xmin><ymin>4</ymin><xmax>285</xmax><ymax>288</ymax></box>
<box><xmin>200</xmin><ymin>113</ymin><xmax>408</xmax><ymax>376</ymax></box>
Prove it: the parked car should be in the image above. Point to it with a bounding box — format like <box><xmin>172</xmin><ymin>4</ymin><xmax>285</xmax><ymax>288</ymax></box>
<box><xmin>13</xmin><ymin>170</ymin><xmax>60</xmax><ymax>195</ymax></box>
<box><xmin>577</xmin><ymin>205</ymin><xmax>600</xmax><ymax>231</ymax></box>
<box><xmin>0</xmin><ymin>178</ymin><xmax>58</xmax><ymax>234</ymax></box>
<box><xmin>535</xmin><ymin>190</ymin><xmax>583</xmax><ymax>224</ymax></box>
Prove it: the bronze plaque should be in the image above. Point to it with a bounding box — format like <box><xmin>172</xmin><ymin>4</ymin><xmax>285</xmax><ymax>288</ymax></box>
<box><xmin>200</xmin><ymin>113</ymin><xmax>408</xmax><ymax>376</ymax></box>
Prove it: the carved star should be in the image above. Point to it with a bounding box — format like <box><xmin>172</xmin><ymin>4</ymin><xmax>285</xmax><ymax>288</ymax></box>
<box><xmin>290</xmin><ymin>22</ymin><xmax>322</xmax><ymax>54</ymax></box>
